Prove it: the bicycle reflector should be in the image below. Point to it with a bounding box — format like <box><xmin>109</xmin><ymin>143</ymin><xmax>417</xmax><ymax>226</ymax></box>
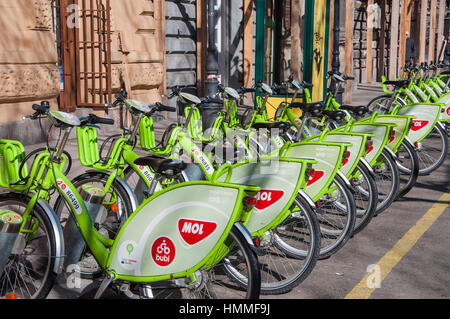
<box><xmin>306</xmin><ymin>168</ymin><xmax>316</xmax><ymax>177</ymax></box>
<box><xmin>389</xmin><ymin>129</ymin><xmax>396</xmax><ymax>138</ymax></box>
<box><xmin>243</xmin><ymin>196</ymin><xmax>258</xmax><ymax>208</ymax></box>
<box><xmin>365</xmin><ymin>139</ymin><xmax>373</xmax><ymax>150</ymax></box>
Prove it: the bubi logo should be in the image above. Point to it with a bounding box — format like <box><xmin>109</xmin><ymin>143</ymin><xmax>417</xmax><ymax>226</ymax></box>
<box><xmin>151</xmin><ymin>237</ymin><xmax>176</xmax><ymax>267</ymax></box>
<box><xmin>411</xmin><ymin>120</ymin><xmax>429</xmax><ymax>132</ymax></box>
<box><xmin>254</xmin><ymin>189</ymin><xmax>284</xmax><ymax>210</ymax></box>
<box><xmin>307</xmin><ymin>170</ymin><xmax>325</xmax><ymax>187</ymax></box>
<box><xmin>178</xmin><ymin>219</ymin><xmax>217</xmax><ymax>245</ymax></box>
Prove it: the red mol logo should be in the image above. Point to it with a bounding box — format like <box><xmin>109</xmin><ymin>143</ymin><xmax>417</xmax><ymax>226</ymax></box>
<box><xmin>446</xmin><ymin>107</ymin><xmax>450</xmax><ymax>116</ymax></box>
<box><xmin>178</xmin><ymin>219</ymin><xmax>217</xmax><ymax>245</ymax></box>
<box><xmin>151</xmin><ymin>237</ymin><xmax>176</xmax><ymax>267</ymax></box>
<box><xmin>307</xmin><ymin>170</ymin><xmax>325</xmax><ymax>187</ymax></box>
<box><xmin>411</xmin><ymin>120</ymin><xmax>429</xmax><ymax>131</ymax></box>
<box><xmin>255</xmin><ymin>189</ymin><xmax>284</xmax><ymax>210</ymax></box>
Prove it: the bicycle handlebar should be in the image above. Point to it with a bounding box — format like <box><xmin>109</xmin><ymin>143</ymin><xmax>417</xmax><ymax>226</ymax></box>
<box><xmin>154</xmin><ymin>102</ymin><xmax>177</xmax><ymax>112</ymax></box>
<box><xmin>80</xmin><ymin>114</ymin><xmax>115</xmax><ymax>126</ymax></box>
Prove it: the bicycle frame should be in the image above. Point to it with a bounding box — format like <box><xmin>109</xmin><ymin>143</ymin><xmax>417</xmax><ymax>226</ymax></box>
<box><xmin>12</xmin><ymin>121</ymin><xmax>262</xmax><ymax>285</ymax></box>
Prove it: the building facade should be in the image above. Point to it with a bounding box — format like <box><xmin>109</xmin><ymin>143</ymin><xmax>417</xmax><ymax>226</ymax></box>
<box><xmin>0</xmin><ymin>0</ymin><xmax>448</xmax><ymax>143</ymax></box>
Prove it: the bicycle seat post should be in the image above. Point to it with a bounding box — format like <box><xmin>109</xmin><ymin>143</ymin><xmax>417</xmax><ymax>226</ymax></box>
<box><xmin>53</xmin><ymin>126</ymin><xmax>73</xmax><ymax>163</ymax></box>
<box><xmin>294</xmin><ymin>113</ymin><xmax>309</xmax><ymax>142</ymax></box>
<box><xmin>146</xmin><ymin>173</ymin><xmax>162</xmax><ymax>198</ymax></box>
<box><xmin>127</xmin><ymin>113</ymin><xmax>143</xmax><ymax>145</ymax></box>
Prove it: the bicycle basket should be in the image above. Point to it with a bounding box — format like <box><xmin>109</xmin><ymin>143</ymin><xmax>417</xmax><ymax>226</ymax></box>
<box><xmin>77</xmin><ymin>126</ymin><xmax>125</xmax><ymax>169</ymax></box>
<box><xmin>77</xmin><ymin>126</ymin><xmax>101</xmax><ymax>167</ymax></box>
<box><xmin>139</xmin><ymin>115</ymin><xmax>157</xmax><ymax>150</ymax></box>
<box><xmin>0</xmin><ymin>140</ymin><xmax>27</xmax><ymax>188</ymax></box>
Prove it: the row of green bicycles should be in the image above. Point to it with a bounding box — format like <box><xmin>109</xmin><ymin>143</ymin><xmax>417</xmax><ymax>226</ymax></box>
<box><xmin>0</xmin><ymin>60</ymin><xmax>448</xmax><ymax>299</ymax></box>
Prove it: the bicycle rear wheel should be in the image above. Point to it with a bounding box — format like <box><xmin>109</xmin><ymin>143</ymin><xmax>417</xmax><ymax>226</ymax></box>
<box><xmin>80</xmin><ymin>225</ymin><xmax>261</xmax><ymax>299</ymax></box>
<box><xmin>315</xmin><ymin>174</ymin><xmax>356</xmax><ymax>259</ymax></box>
<box><xmin>373</xmin><ymin>149</ymin><xmax>400</xmax><ymax>215</ymax></box>
<box><xmin>395</xmin><ymin>139</ymin><xmax>419</xmax><ymax>198</ymax></box>
<box><xmin>415</xmin><ymin>124</ymin><xmax>448</xmax><ymax>175</ymax></box>
<box><xmin>350</xmin><ymin>162</ymin><xmax>378</xmax><ymax>235</ymax></box>
<box><xmin>238</xmin><ymin>194</ymin><xmax>321</xmax><ymax>295</ymax></box>
<box><xmin>0</xmin><ymin>193</ymin><xmax>58</xmax><ymax>299</ymax></box>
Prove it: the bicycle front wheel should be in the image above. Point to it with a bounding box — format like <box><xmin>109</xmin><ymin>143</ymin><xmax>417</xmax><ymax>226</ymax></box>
<box><xmin>350</xmin><ymin>162</ymin><xmax>378</xmax><ymax>235</ymax></box>
<box><xmin>0</xmin><ymin>192</ymin><xmax>58</xmax><ymax>299</ymax></box>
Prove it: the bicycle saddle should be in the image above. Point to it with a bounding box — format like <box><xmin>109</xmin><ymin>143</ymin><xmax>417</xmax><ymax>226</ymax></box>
<box><xmin>323</xmin><ymin>110</ymin><xmax>346</xmax><ymax>121</ymax></box>
<box><xmin>289</xmin><ymin>101</ymin><xmax>325</xmax><ymax>116</ymax></box>
<box><xmin>440</xmin><ymin>69</ymin><xmax>450</xmax><ymax>76</ymax></box>
<box><xmin>382</xmin><ymin>79</ymin><xmax>410</xmax><ymax>88</ymax></box>
<box><xmin>251</xmin><ymin>121</ymin><xmax>291</xmax><ymax>131</ymax></box>
<box><xmin>134</xmin><ymin>156</ymin><xmax>187</xmax><ymax>174</ymax></box>
<box><xmin>339</xmin><ymin>104</ymin><xmax>369</xmax><ymax>116</ymax></box>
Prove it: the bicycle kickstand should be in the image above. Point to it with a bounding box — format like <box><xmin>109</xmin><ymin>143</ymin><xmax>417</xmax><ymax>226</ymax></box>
<box><xmin>94</xmin><ymin>273</ymin><xmax>115</xmax><ymax>299</ymax></box>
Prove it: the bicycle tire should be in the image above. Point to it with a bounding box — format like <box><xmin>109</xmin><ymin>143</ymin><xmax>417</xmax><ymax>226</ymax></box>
<box><xmin>395</xmin><ymin>139</ymin><xmax>420</xmax><ymax>198</ymax></box>
<box><xmin>373</xmin><ymin>149</ymin><xmax>400</xmax><ymax>216</ymax></box>
<box><xmin>315</xmin><ymin>174</ymin><xmax>356</xmax><ymax>259</ymax></box>
<box><xmin>366</xmin><ymin>94</ymin><xmax>395</xmax><ymax>114</ymax></box>
<box><xmin>415</xmin><ymin>124</ymin><xmax>448</xmax><ymax>175</ymax></box>
<box><xmin>0</xmin><ymin>192</ymin><xmax>58</xmax><ymax>299</ymax></box>
<box><xmin>350</xmin><ymin>161</ymin><xmax>378</xmax><ymax>235</ymax></box>
<box><xmin>249</xmin><ymin>194</ymin><xmax>321</xmax><ymax>295</ymax></box>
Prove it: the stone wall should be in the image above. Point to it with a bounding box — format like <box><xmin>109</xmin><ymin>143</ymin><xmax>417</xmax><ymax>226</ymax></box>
<box><xmin>108</xmin><ymin>0</ymin><xmax>165</xmax><ymax>105</ymax></box>
<box><xmin>0</xmin><ymin>0</ymin><xmax>166</xmax><ymax>144</ymax></box>
<box><xmin>0</xmin><ymin>0</ymin><xmax>60</xmax><ymax>124</ymax></box>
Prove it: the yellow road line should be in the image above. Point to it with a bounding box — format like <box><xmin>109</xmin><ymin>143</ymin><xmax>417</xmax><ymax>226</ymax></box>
<box><xmin>345</xmin><ymin>192</ymin><xmax>450</xmax><ymax>299</ymax></box>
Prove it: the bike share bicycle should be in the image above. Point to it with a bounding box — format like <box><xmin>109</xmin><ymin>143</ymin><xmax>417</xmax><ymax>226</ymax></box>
<box><xmin>0</xmin><ymin>101</ymin><xmax>262</xmax><ymax>299</ymax></box>
<box><xmin>214</xmin><ymin>83</ymin><xmax>363</xmax><ymax>252</ymax></box>
<box><xmin>247</xmin><ymin>78</ymin><xmax>378</xmax><ymax>235</ymax></box>
<box><xmin>127</xmin><ymin>87</ymin><xmax>323</xmax><ymax>295</ymax></box>
<box><xmin>368</xmin><ymin>62</ymin><xmax>449</xmax><ymax>177</ymax></box>
<box><xmin>274</xmin><ymin>73</ymin><xmax>417</xmax><ymax>214</ymax></box>
<box><xmin>142</xmin><ymin>84</ymin><xmax>359</xmax><ymax>264</ymax></box>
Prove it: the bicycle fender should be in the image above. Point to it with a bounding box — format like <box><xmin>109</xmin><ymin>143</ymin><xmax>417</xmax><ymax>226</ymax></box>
<box><xmin>383</xmin><ymin>145</ymin><xmax>398</xmax><ymax>160</ymax></box>
<box><xmin>114</xmin><ymin>176</ymin><xmax>139</xmax><ymax>213</ymax></box>
<box><xmin>298</xmin><ymin>189</ymin><xmax>318</xmax><ymax>210</ymax></box>
<box><xmin>233</xmin><ymin>222</ymin><xmax>265</xmax><ymax>256</ymax></box>
<box><xmin>336</xmin><ymin>170</ymin><xmax>354</xmax><ymax>193</ymax></box>
<box><xmin>359</xmin><ymin>158</ymin><xmax>375</xmax><ymax>177</ymax></box>
<box><xmin>36</xmin><ymin>198</ymin><xmax>65</xmax><ymax>274</ymax></box>
<box><xmin>436</xmin><ymin>121</ymin><xmax>446</xmax><ymax>132</ymax></box>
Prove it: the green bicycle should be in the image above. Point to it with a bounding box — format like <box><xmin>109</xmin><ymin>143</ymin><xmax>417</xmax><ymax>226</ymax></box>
<box><xmin>0</xmin><ymin>102</ymin><xmax>262</xmax><ymax>299</ymax></box>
